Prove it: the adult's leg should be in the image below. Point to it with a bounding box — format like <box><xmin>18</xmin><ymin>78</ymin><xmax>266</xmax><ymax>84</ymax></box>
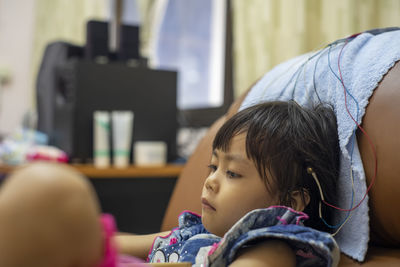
<box><xmin>357</xmin><ymin>60</ymin><xmax>400</xmax><ymax>246</ymax></box>
<box><xmin>0</xmin><ymin>162</ymin><xmax>103</xmax><ymax>267</ymax></box>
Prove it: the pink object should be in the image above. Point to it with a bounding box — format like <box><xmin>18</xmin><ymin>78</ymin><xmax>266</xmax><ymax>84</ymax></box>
<box><xmin>97</xmin><ymin>214</ymin><xmax>147</xmax><ymax>267</ymax></box>
<box><xmin>276</xmin><ymin>216</ymin><xmax>288</xmax><ymax>225</ymax></box>
<box><xmin>269</xmin><ymin>205</ymin><xmax>309</xmax><ymax>225</ymax></box>
<box><xmin>25</xmin><ymin>145</ymin><xmax>69</xmax><ymax>163</ymax></box>
<box><xmin>208</xmin><ymin>242</ymin><xmax>220</xmax><ymax>256</ymax></box>
<box><xmin>98</xmin><ymin>214</ymin><xmax>118</xmax><ymax>267</ymax></box>
<box><xmin>169</xmin><ymin>237</ymin><xmax>178</xmax><ymax>245</ymax></box>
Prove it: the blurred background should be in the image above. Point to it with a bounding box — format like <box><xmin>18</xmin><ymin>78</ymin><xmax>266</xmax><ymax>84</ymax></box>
<box><xmin>0</xmin><ymin>0</ymin><xmax>400</xmax><ymax>159</ymax></box>
<box><xmin>1</xmin><ymin>0</ymin><xmax>400</xmax><ymax>235</ymax></box>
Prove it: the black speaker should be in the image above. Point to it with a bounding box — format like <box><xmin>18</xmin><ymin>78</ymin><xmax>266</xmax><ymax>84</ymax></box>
<box><xmin>52</xmin><ymin>61</ymin><xmax>178</xmax><ymax>163</ymax></box>
<box><xmin>36</xmin><ymin>42</ymin><xmax>83</xmax><ymax>139</ymax></box>
<box><xmin>118</xmin><ymin>24</ymin><xmax>140</xmax><ymax>61</ymax></box>
<box><xmin>85</xmin><ymin>20</ymin><xmax>109</xmax><ymax>60</ymax></box>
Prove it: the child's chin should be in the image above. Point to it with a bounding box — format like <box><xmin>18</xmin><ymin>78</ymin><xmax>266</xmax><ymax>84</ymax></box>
<box><xmin>201</xmin><ymin>215</ymin><xmax>212</xmax><ymax>231</ymax></box>
<box><xmin>202</xmin><ymin>218</ymin><xmax>224</xmax><ymax>237</ymax></box>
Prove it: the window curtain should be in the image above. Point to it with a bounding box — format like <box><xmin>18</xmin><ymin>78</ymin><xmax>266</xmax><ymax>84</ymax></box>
<box><xmin>232</xmin><ymin>0</ymin><xmax>400</xmax><ymax>97</ymax></box>
<box><xmin>30</xmin><ymin>0</ymin><xmax>400</xmax><ymax>103</ymax></box>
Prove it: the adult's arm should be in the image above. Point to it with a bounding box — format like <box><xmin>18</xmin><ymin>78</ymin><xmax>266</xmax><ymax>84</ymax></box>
<box><xmin>229</xmin><ymin>240</ymin><xmax>296</xmax><ymax>267</ymax></box>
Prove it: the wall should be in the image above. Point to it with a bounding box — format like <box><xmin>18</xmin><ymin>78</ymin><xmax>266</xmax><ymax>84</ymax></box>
<box><xmin>0</xmin><ymin>0</ymin><xmax>105</xmax><ymax>137</ymax></box>
<box><xmin>0</xmin><ymin>0</ymin><xmax>37</xmax><ymax>135</ymax></box>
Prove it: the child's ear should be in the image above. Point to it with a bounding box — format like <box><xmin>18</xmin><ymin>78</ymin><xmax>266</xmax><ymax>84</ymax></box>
<box><xmin>290</xmin><ymin>189</ymin><xmax>310</xmax><ymax>211</ymax></box>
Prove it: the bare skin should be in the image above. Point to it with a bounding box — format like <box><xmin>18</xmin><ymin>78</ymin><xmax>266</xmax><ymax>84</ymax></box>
<box><xmin>229</xmin><ymin>240</ymin><xmax>296</xmax><ymax>267</ymax></box>
<box><xmin>0</xmin><ymin>163</ymin><xmax>103</xmax><ymax>267</ymax></box>
<box><xmin>0</xmin><ymin>161</ymin><xmax>297</xmax><ymax>267</ymax></box>
<box><xmin>115</xmin><ymin>231</ymin><xmax>170</xmax><ymax>260</ymax></box>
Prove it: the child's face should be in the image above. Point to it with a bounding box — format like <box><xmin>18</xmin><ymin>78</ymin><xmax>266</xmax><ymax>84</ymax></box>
<box><xmin>201</xmin><ymin>133</ymin><xmax>279</xmax><ymax>237</ymax></box>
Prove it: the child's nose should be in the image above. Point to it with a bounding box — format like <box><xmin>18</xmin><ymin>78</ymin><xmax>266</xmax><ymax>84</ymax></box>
<box><xmin>204</xmin><ymin>173</ymin><xmax>219</xmax><ymax>193</ymax></box>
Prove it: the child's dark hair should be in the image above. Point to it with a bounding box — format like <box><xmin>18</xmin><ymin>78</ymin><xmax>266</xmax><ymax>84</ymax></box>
<box><xmin>212</xmin><ymin>101</ymin><xmax>340</xmax><ymax>232</ymax></box>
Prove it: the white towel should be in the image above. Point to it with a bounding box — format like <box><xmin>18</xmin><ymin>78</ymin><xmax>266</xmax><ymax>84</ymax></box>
<box><xmin>240</xmin><ymin>29</ymin><xmax>400</xmax><ymax>261</ymax></box>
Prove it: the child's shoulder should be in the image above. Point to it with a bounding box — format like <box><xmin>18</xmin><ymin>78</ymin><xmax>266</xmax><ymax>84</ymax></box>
<box><xmin>147</xmin><ymin>210</ymin><xmax>218</xmax><ymax>264</ymax></box>
<box><xmin>207</xmin><ymin>207</ymin><xmax>339</xmax><ymax>267</ymax></box>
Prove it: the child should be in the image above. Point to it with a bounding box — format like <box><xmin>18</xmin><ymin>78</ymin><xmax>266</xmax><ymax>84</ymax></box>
<box><xmin>119</xmin><ymin>101</ymin><xmax>341</xmax><ymax>266</ymax></box>
<box><xmin>0</xmin><ymin>101</ymin><xmax>340</xmax><ymax>267</ymax></box>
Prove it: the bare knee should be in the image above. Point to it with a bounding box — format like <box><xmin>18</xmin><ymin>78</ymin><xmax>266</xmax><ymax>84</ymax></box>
<box><xmin>0</xmin><ymin>162</ymin><xmax>101</xmax><ymax>230</ymax></box>
<box><xmin>0</xmin><ymin>162</ymin><xmax>103</xmax><ymax>267</ymax></box>
<box><xmin>1</xmin><ymin>162</ymin><xmax>95</xmax><ymax>201</ymax></box>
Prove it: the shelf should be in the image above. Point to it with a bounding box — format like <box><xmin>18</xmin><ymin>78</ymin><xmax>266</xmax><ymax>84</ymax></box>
<box><xmin>72</xmin><ymin>164</ymin><xmax>184</xmax><ymax>178</ymax></box>
<box><xmin>0</xmin><ymin>164</ymin><xmax>184</xmax><ymax>179</ymax></box>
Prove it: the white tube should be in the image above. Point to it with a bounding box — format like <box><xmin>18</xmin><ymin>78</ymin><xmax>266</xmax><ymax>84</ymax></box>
<box><xmin>111</xmin><ymin>111</ymin><xmax>134</xmax><ymax>168</ymax></box>
<box><xmin>93</xmin><ymin>111</ymin><xmax>111</xmax><ymax>168</ymax></box>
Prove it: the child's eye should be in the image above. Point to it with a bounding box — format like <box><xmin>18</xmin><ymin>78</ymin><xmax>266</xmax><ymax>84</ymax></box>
<box><xmin>226</xmin><ymin>170</ymin><xmax>242</xmax><ymax>179</ymax></box>
<box><xmin>207</xmin><ymin>164</ymin><xmax>217</xmax><ymax>172</ymax></box>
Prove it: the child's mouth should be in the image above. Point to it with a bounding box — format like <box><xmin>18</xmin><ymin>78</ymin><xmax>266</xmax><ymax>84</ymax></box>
<box><xmin>201</xmin><ymin>198</ymin><xmax>216</xmax><ymax>211</ymax></box>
